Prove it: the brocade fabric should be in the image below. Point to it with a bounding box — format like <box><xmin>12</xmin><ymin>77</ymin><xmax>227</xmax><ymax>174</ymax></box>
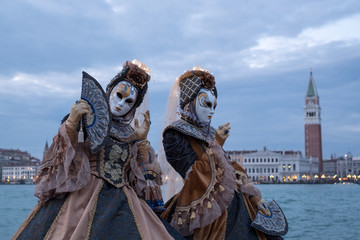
<box><xmin>13</xmin><ymin>122</ymin><xmax>183</xmax><ymax>240</ymax></box>
<box><xmin>161</xmin><ymin>122</ymin><xmax>266</xmax><ymax>240</ymax></box>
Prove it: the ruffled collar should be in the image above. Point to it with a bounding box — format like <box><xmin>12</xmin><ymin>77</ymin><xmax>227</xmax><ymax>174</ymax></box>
<box><xmin>165</xmin><ymin>119</ymin><xmax>216</xmax><ymax>143</ymax></box>
<box><xmin>110</xmin><ymin>119</ymin><xmax>137</xmax><ymax>143</ymax></box>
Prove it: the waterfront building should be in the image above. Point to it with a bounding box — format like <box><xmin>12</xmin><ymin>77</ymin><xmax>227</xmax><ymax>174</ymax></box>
<box><xmin>323</xmin><ymin>158</ymin><xmax>337</xmax><ymax>177</ymax></box>
<box><xmin>304</xmin><ymin>69</ymin><xmax>323</xmax><ymax>173</ymax></box>
<box><xmin>336</xmin><ymin>153</ymin><xmax>360</xmax><ymax>180</ymax></box>
<box><xmin>228</xmin><ymin>147</ymin><xmax>319</xmax><ymax>183</ymax></box>
<box><xmin>0</xmin><ymin>148</ymin><xmax>40</xmax><ymax>183</ymax></box>
<box><xmin>2</xmin><ymin>165</ymin><xmax>39</xmax><ymax>183</ymax></box>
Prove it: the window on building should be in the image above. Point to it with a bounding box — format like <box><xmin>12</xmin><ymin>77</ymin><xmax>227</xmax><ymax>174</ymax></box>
<box><xmin>268</xmin><ymin>168</ymin><xmax>270</xmax><ymax>173</ymax></box>
<box><xmin>252</xmin><ymin>159</ymin><xmax>255</xmax><ymax>163</ymax></box>
<box><xmin>288</xmin><ymin>164</ymin><xmax>291</xmax><ymax>171</ymax></box>
<box><xmin>264</xmin><ymin>168</ymin><xmax>266</xmax><ymax>173</ymax></box>
<box><xmin>245</xmin><ymin>168</ymin><xmax>248</xmax><ymax>172</ymax></box>
<box><xmin>276</xmin><ymin>158</ymin><xmax>278</xmax><ymax>162</ymax></box>
<box><xmin>283</xmin><ymin>164</ymin><xmax>286</xmax><ymax>170</ymax></box>
<box><xmin>293</xmin><ymin>164</ymin><xmax>296</xmax><ymax>171</ymax></box>
<box><xmin>260</xmin><ymin>158</ymin><xmax>262</xmax><ymax>162</ymax></box>
<box><xmin>276</xmin><ymin>168</ymin><xmax>278</xmax><ymax>173</ymax></box>
<box><xmin>245</xmin><ymin>159</ymin><xmax>247</xmax><ymax>163</ymax></box>
<box><xmin>256</xmin><ymin>158</ymin><xmax>258</xmax><ymax>163</ymax></box>
<box><xmin>272</xmin><ymin>168</ymin><xmax>274</xmax><ymax>173</ymax></box>
<box><xmin>271</xmin><ymin>158</ymin><xmax>274</xmax><ymax>162</ymax></box>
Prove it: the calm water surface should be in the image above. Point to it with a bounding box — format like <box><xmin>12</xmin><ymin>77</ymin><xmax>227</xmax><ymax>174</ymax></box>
<box><xmin>0</xmin><ymin>184</ymin><xmax>359</xmax><ymax>240</ymax></box>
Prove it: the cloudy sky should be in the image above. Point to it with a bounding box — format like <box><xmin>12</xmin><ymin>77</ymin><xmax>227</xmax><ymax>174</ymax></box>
<box><xmin>0</xmin><ymin>0</ymin><xmax>359</xmax><ymax>160</ymax></box>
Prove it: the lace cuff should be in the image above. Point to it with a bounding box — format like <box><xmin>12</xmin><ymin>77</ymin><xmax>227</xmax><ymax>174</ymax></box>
<box><xmin>34</xmin><ymin>123</ymin><xmax>91</xmax><ymax>205</ymax></box>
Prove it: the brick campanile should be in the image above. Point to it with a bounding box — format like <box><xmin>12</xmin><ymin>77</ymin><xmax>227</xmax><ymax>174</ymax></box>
<box><xmin>304</xmin><ymin>69</ymin><xmax>323</xmax><ymax>173</ymax></box>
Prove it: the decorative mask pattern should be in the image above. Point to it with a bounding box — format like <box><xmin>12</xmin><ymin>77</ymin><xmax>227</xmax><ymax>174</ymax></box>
<box><xmin>109</xmin><ymin>81</ymin><xmax>138</xmax><ymax>117</ymax></box>
<box><xmin>195</xmin><ymin>88</ymin><xmax>217</xmax><ymax>125</ymax></box>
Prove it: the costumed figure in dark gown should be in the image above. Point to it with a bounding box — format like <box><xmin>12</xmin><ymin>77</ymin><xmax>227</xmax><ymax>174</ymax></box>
<box><xmin>160</xmin><ymin>67</ymin><xmax>287</xmax><ymax>240</ymax></box>
<box><xmin>13</xmin><ymin>60</ymin><xmax>184</xmax><ymax>240</ymax></box>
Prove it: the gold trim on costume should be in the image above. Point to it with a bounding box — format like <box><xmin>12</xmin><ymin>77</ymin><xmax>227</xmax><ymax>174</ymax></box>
<box><xmin>242</xmin><ymin>193</ymin><xmax>265</xmax><ymax>240</ymax></box>
<box><xmin>221</xmin><ymin>210</ymin><xmax>228</xmax><ymax>240</ymax></box>
<box><xmin>86</xmin><ymin>180</ymin><xmax>104</xmax><ymax>240</ymax></box>
<box><xmin>12</xmin><ymin>204</ymin><xmax>41</xmax><ymax>240</ymax></box>
<box><xmin>123</xmin><ymin>187</ymin><xmax>144</xmax><ymax>240</ymax></box>
<box><xmin>175</xmin><ymin>146</ymin><xmax>217</xmax><ymax>213</ymax></box>
<box><xmin>44</xmin><ymin>196</ymin><xmax>70</xmax><ymax>240</ymax></box>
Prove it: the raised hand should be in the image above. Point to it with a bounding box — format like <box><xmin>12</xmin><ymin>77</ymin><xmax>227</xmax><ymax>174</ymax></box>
<box><xmin>215</xmin><ymin>122</ymin><xmax>231</xmax><ymax>146</ymax></box>
<box><xmin>134</xmin><ymin>110</ymin><xmax>151</xmax><ymax>141</ymax></box>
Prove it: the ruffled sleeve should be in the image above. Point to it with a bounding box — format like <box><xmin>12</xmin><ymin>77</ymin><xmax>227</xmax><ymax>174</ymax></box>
<box><xmin>162</xmin><ymin>129</ymin><xmax>198</xmax><ymax>178</ymax></box>
<box><xmin>229</xmin><ymin>159</ymin><xmax>262</xmax><ymax>198</ymax></box>
<box><xmin>34</xmin><ymin>123</ymin><xmax>91</xmax><ymax>205</ymax></box>
<box><xmin>126</xmin><ymin>141</ymin><xmax>164</xmax><ymax>210</ymax></box>
<box><xmin>162</xmin><ymin>136</ymin><xmax>237</xmax><ymax>236</ymax></box>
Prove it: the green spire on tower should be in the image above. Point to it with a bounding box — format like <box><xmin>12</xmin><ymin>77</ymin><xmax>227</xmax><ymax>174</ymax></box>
<box><xmin>306</xmin><ymin>68</ymin><xmax>318</xmax><ymax>97</ymax></box>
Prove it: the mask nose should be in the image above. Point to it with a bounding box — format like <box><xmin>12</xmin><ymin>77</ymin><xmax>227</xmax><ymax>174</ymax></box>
<box><xmin>118</xmin><ymin>99</ymin><xmax>125</xmax><ymax>107</ymax></box>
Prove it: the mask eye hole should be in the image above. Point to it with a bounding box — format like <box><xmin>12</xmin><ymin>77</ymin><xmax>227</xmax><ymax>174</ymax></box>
<box><xmin>125</xmin><ymin>98</ymin><xmax>134</xmax><ymax>104</ymax></box>
<box><xmin>117</xmin><ymin>92</ymin><xmax>123</xmax><ymax>99</ymax></box>
<box><xmin>206</xmin><ymin>101</ymin><xmax>212</xmax><ymax>108</ymax></box>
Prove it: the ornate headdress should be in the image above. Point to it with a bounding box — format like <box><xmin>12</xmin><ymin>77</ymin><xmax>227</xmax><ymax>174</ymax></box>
<box><xmin>106</xmin><ymin>59</ymin><xmax>151</xmax><ymax>92</ymax></box>
<box><xmin>178</xmin><ymin>66</ymin><xmax>216</xmax><ymax>109</ymax></box>
<box><xmin>106</xmin><ymin>59</ymin><xmax>151</xmax><ymax>123</ymax></box>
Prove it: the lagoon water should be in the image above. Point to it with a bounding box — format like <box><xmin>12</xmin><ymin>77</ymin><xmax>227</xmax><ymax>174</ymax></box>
<box><xmin>1</xmin><ymin>184</ymin><xmax>359</xmax><ymax>240</ymax></box>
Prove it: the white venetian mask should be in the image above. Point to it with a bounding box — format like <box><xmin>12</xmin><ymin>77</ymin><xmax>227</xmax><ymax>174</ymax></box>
<box><xmin>195</xmin><ymin>88</ymin><xmax>217</xmax><ymax>125</ymax></box>
<box><xmin>109</xmin><ymin>81</ymin><xmax>138</xmax><ymax>117</ymax></box>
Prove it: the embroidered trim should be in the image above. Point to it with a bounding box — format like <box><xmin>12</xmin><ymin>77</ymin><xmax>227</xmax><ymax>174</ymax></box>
<box><xmin>96</xmin><ymin>138</ymin><xmax>131</xmax><ymax>188</ymax></box>
<box><xmin>123</xmin><ymin>187</ymin><xmax>144</xmax><ymax>240</ymax></box>
<box><xmin>242</xmin><ymin>193</ymin><xmax>265</xmax><ymax>240</ymax></box>
<box><xmin>169</xmin><ymin>139</ymin><xmax>237</xmax><ymax>236</ymax></box>
<box><xmin>86</xmin><ymin>180</ymin><xmax>104</xmax><ymax>240</ymax></box>
<box><xmin>175</xmin><ymin>146</ymin><xmax>217</xmax><ymax>213</ymax></box>
<box><xmin>12</xmin><ymin>204</ymin><xmax>42</xmax><ymax>240</ymax></box>
<box><xmin>222</xmin><ymin>210</ymin><xmax>228</xmax><ymax>240</ymax></box>
<box><xmin>44</xmin><ymin>196</ymin><xmax>70</xmax><ymax>239</ymax></box>
<box><xmin>165</xmin><ymin>119</ymin><xmax>216</xmax><ymax>143</ymax></box>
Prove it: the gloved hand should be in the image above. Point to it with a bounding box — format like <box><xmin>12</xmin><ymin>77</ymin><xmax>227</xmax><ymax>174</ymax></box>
<box><xmin>250</xmin><ymin>196</ymin><xmax>271</xmax><ymax>216</ymax></box>
<box><xmin>134</xmin><ymin>110</ymin><xmax>151</xmax><ymax>141</ymax></box>
<box><xmin>65</xmin><ymin>100</ymin><xmax>90</xmax><ymax>137</ymax></box>
<box><xmin>137</xmin><ymin>139</ymin><xmax>150</xmax><ymax>163</ymax></box>
<box><xmin>214</xmin><ymin>122</ymin><xmax>231</xmax><ymax>146</ymax></box>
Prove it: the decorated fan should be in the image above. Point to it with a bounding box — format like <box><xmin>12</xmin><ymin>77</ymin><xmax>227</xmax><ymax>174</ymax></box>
<box><xmin>81</xmin><ymin>71</ymin><xmax>111</xmax><ymax>153</ymax></box>
<box><xmin>251</xmin><ymin>200</ymin><xmax>288</xmax><ymax>236</ymax></box>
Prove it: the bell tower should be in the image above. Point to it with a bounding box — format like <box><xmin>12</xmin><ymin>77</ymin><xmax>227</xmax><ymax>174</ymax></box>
<box><xmin>304</xmin><ymin>69</ymin><xmax>323</xmax><ymax>173</ymax></box>
<box><xmin>42</xmin><ymin>140</ymin><xmax>49</xmax><ymax>162</ymax></box>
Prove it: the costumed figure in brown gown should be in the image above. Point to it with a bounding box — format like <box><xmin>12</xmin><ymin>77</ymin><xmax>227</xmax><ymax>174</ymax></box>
<box><xmin>160</xmin><ymin>67</ymin><xmax>287</xmax><ymax>240</ymax></box>
<box><xmin>13</xmin><ymin>60</ymin><xmax>184</xmax><ymax>240</ymax></box>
